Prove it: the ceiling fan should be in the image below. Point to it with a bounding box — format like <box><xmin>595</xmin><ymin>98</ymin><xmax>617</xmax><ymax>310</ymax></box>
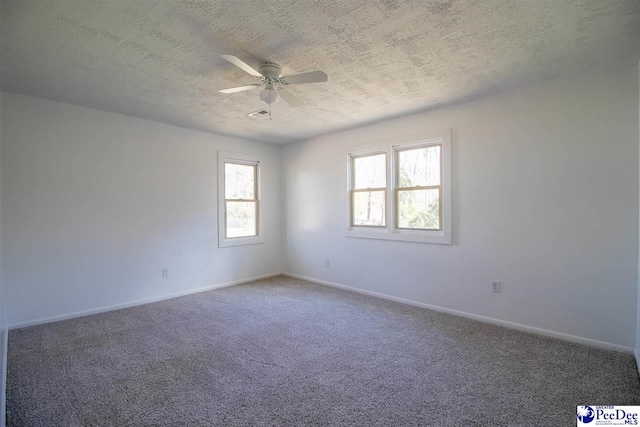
<box><xmin>219</xmin><ymin>54</ymin><xmax>328</xmax><ymax>118</ymax></box>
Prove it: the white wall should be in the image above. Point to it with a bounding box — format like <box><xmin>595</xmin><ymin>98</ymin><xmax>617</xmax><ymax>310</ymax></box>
<box><xmin>283</xmin><ymin>65</ymin><xmax>639</xmax><ymax>350</ymax></box>
<box><xmin>2</xmin><ymin>66</ymin><xmax>638</xmax><ymax>351</ymax></box>
<box><xmin>2</xmin><ymin>93</ymin><xmax>282</xmax><ymax>327</ymax></box>
<box><xmin>636</xmin><ymin>60</ymin><xmax>640</xmax><ymax>364</ymax></box>
<box><xmin>0</xmin><ymin>91</ymin><xmax>7</xmax><ymax>427</ymax></box>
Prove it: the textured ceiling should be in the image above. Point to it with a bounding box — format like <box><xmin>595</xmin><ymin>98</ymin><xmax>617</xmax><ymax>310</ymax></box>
<box><xmin>1</xmin><ymin>1</ymin><xmax>640</xmax><ymax>145</ymax></box>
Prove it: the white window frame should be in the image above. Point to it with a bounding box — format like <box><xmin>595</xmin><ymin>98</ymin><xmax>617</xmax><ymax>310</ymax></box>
<box><xmin>349</xmin><ymin>151</ymin><xmax>388</xmax><ymax>229</ymax></box>
<box><xmin>345</xmin><ymin>129</ymin><xmax>452</xmax><ymax>245</ymax></box>
<box><xmin>218</xmin><ymin>151</ymin><xmax>264</xmax><ymax>248</ymax></box>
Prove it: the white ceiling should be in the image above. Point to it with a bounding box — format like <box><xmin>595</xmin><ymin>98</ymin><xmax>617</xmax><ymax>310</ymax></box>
<box><xmin>2</xmin><ymin>1</ymin><xmax>639</xmax><ymax>145</ymax></box>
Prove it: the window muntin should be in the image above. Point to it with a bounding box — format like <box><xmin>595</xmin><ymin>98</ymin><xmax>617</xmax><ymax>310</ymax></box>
<box><xmin>224</xmin><ymin>161</ymin><xmax>258</xmax><ymax>239</ymax></box>
<box><xmin>350</xmin><ymin>153</ymin><xmax>386</xmax><ymax>227</ymax></box>
<box><xmin>395</xmin><ymin>144</ymin><xmax>442</xmax><ymax>231</ymax></box>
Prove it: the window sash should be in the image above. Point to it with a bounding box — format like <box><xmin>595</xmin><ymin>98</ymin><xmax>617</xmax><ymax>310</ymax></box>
<box><xmin>351</xmin><ymin>152</ymin><xmax>387</xmax><ymax>190</ymax></box>
<box><xmin>394</xmin><ymin>143</ymin><xmax>442</xmax><ymax>189</ymax></box>
<box><xmin>394</xmin><ymin>187</ymin><xmax>442</xmax><ymax>231</ymax></box>
<box><xmin>350</xmin><ymin>188</ymin><xmax>387</xmax><ymax>228</ymax></box>
<box><xmin>224</xmin><ymin>200</ymin><xmax>258</xmax><ymax>238</ymax></box>
<box><xmin>224</xmin><ymin>160</ymin><xmax>257</xmax><ymax>196</ymax></box>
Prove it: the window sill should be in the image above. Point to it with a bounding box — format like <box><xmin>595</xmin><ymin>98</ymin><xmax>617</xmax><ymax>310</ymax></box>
<box><xmin>345</xmin><ymin>228</ymin><xmax>451</xmax><ymax>245</ymax></box>
<box><xmin>218</xmin><ymin>236</ymin><xmax>264</xmax><ymax>248</ymax></box>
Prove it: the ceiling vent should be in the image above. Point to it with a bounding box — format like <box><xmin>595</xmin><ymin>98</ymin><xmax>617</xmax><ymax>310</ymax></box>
<box><xmin>247</xmin><ymin>109</ymin><xmax>270</xmax><ymax>118</ymax></box>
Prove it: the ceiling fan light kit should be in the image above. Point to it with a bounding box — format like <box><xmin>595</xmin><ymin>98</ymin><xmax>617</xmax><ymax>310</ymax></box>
<box><xmin>219</xmin><ymin>54</ymin><xmax>328</xmax><ymax>119</ymax></box>
<box><xmin>259</xmin><ymin>87</ymin><xmax>279</xmax><ymax>105</ymax></box>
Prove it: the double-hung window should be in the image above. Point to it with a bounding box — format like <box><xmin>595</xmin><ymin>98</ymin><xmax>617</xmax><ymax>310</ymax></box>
<box><xmin>218</xmin><ymin>152</ymin><xmax>263</xmax><ymax>247</ymax></box>
<box><xmin>346</xmin><ymin>130</ymin><xmax>451</xmax><ymax>244</ymax></box>
<box><xmin>395</xmin><ymin>144</ymin><xmax>442</xmax><ymax>231</ymax></box>
<box><xmin>351</xmin><ymin>153</ymin><xmax>387</xmax><ymax>227</ymax></box>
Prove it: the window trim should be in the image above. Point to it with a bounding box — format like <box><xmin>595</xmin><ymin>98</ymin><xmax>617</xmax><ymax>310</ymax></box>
<box><xmin>345</xmin><ymin>129</ymin><xmax>452</xmax><ymax>245</ymax></box>
<box><xmin>218</xmin><ymin>151</ymin><xmax>264</xmax><ymax>248</ymax></box>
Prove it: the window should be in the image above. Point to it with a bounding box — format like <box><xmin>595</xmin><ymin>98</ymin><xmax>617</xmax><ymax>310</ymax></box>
<box><xmin>350</xmin><ymin>153</ymin><xmax>386</xmax><ymax>227</ymax></box>
<box><xmin>218</xmin><ymin>152</ymin><xmax>263</xmax><ymax>247</ymax></box>
<box><xmin>346</xmin><ymin>130</ymin><xmax>451</xmax><ymax>244</ymax></box>
<box><xmin>395</xmin><ymin>144</ymin><xmax>441</xmax><ymax>231</ymax></box>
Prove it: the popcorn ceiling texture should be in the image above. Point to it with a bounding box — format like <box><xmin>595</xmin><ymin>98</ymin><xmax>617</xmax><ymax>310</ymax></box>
<box><xmin>1</xmin><ymin>0</ymin><xmax>639</xmax><ymax>144</ymax></box>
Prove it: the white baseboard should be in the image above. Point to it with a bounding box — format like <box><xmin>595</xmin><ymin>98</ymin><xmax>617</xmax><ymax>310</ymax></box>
<box><xmin>10</xmin><ymin>271</ymin><xmax>635</xmax><ymax>355</ymax></box>
<box><xmin>9</xmin><ymin>272</ymin><xmax>282</xmax><ymax>330</ymax></box>
<box><xmin>283</xmin><ymin>272</ymin><xmax>634</xmax><ymax>354</ymax></box>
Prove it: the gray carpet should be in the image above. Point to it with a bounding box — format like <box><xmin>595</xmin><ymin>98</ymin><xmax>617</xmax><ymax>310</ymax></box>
<box><xmin>7</xmin><ymin>275</ymin><xmax>640</xmax><ymax>426</ymax></box>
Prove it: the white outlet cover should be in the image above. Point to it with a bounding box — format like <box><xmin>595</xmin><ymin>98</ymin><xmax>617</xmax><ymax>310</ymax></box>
<box><xmin>491</xmin><ymin>280</ymin><xmax>501</xmax><ymax>293</ymax></box>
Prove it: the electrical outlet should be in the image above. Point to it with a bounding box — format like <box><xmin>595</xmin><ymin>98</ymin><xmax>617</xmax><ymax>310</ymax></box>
<box><xmin>324</xmin><ymin>259</ymin><xmax>330</xmax><ymax>268</ymax></box>
<box><xmin>162</xmin><ymin>268</ymin><xmax>169</xmax><ymax>278</ymax></box>
<box><xmin>491</xmin><ymin>280</ymin><xmax>501</xmax><ymax>293</ymax></box>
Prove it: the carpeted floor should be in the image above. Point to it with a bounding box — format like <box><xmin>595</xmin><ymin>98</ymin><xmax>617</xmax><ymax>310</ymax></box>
<box><xmin>7</xmin><ymin>275</ymin><xmax>640</xmax><ymax>426</ymax></box>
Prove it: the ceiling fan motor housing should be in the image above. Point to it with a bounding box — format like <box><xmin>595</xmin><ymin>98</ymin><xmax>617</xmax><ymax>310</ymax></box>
<box><xmin>259</xmin><ymin>63</ymin><xmax>282</xmax><ymax>105</ymax></box>
<box><xmin>258</xmin><ymin>62</ymin><xmax>282</xmax><ymax>105</ymax></box>
<box><xmin>259</xmin><ymin>62</ymin><xmax>282</xmax><ymax>80</ymax></box>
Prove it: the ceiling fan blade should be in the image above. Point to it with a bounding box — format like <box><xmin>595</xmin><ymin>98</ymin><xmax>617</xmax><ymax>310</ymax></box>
<box><xmin>278</xmin><ymin>88</ymin><xmax>304</xmax><ymax>107</ymax></box>
<box><xmin>221</xmin><ymin>54</ymin><xmax>262</xmax><ymax>77</ymax></box>
<box><xmin>281</xmin><ymin>71</ymin><xmax>328</xmax><ymax>85</ymax></box>
<box><xmin>219</xmin><ymin>84</ymin><xmax>261</xmax><ymax>94</ymax></box>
